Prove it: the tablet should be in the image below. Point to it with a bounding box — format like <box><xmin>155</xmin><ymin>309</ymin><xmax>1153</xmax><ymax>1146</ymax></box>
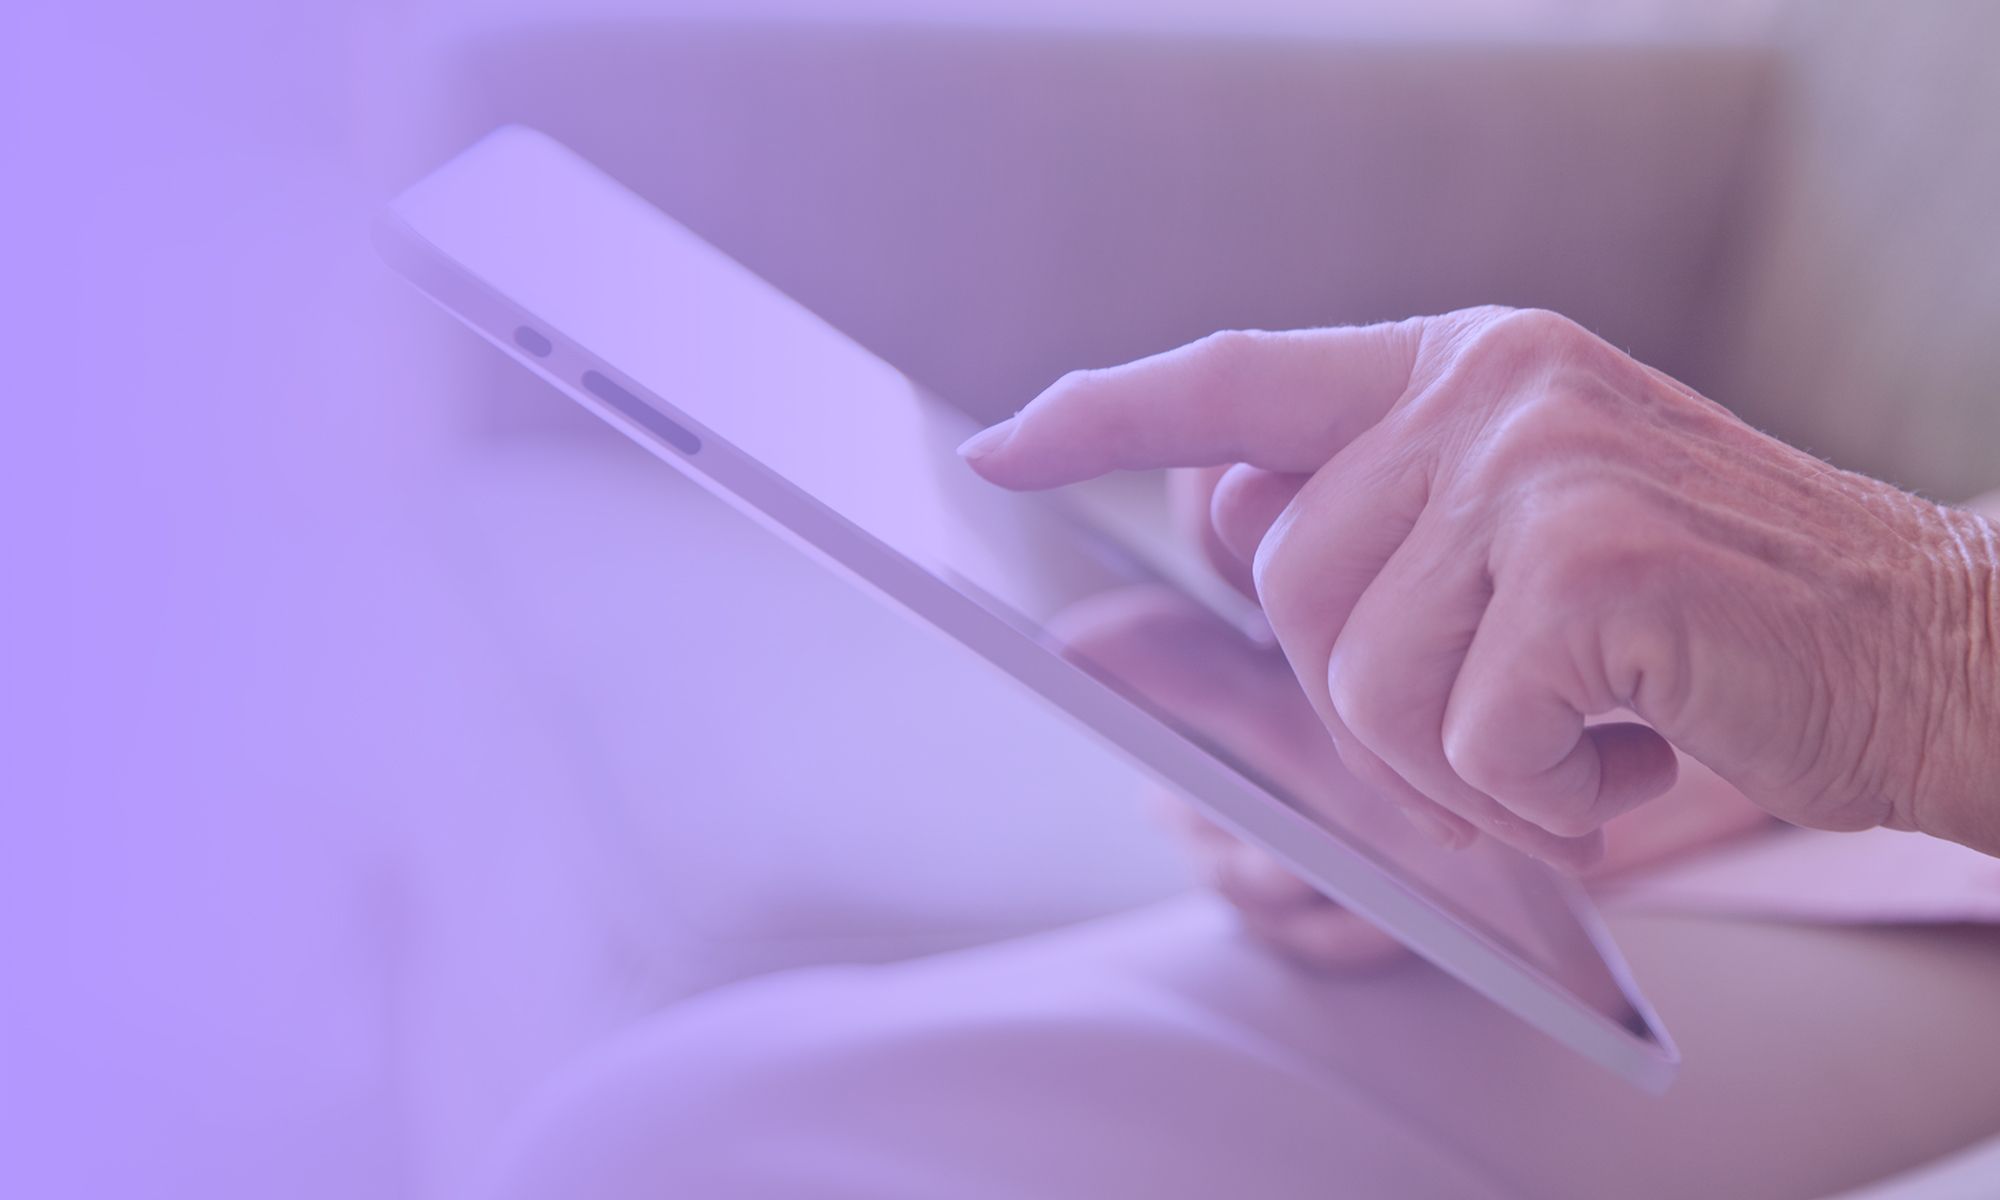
<box><xmin>376</xmin><ymin>126</ymin><xmax>1679</xmax><ymax>1092</ymax></box>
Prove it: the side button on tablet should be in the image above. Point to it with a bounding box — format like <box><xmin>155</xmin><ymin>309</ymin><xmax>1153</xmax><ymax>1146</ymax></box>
<box><xmin>581</xmin><ymin>369</ymin><xmax>702</xmax><ymax>456</ymax></box>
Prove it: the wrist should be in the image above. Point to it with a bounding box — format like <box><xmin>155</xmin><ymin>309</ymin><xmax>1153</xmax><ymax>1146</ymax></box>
<box><xmin>1912</xmin><ymin>505</ymin><xmax>2000</xmax><ymax>852</ymax></box>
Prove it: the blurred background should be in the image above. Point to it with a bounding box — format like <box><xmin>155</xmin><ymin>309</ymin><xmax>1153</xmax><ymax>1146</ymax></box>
<box><xmin>5</xmin><ymin>1</ymin><xmax>1997</xmax><ymax>1196</ymax></box>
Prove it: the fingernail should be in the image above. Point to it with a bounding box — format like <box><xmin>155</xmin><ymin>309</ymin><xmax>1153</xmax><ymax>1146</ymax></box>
<box><xmin>956</xmin><ymin>418</ymin><xmax>1015</xmax><ymax>461</ymax></box>
<box><xmin>1400</xmin><ymin>803</ymin><xmax>1468</xmax><ymax>850</ymax></box>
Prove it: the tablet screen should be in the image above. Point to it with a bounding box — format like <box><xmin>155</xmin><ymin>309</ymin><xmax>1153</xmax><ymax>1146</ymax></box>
<box><xmin>382</xmin><ymin>126</ymin><xmax>1673</xmax><ymax>1085</ymax></box>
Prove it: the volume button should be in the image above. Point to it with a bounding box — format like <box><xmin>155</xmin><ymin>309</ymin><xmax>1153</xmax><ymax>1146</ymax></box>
<box><xmin>580</xmin><ymin>370</ymin><xmax>702</xmax><ymax>456</ymax></box>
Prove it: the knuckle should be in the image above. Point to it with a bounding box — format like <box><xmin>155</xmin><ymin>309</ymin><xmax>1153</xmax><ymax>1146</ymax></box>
<box><xmin>1170</xmin><ymin>329</ymin><xmax>1273</xmax><ymax>450</ymax></box>
<box><xmin>1495</xmin><ymin>306</ymin><xmax>1581</xmax><ymax>342</ymax></box>
<box><xmin>1325</xmin><ymin>644</ymin><xmax>1411</xmax><ymax>753</ymax></box>
<box><xmin>1441</xmin><ymin>724</ymin><xmax>1503</xmax><ymax>793</ymax></box>
<box><xmin>1473</xmin><ymin>386</ymin><xmax>1624</xmax><ymax>485</ymax></box>
<box><xmin>1186</xmin><ymin>328</ymin><xmax>1265</xmax><ymax>385</ymax></box>
<box><xmin>1408</xmin><ymin>308</ymin><xmax>1609</xmax><ymax>456</ymax></box>
<box><xmin>1439</xmin><ymin>308</ymin><xmax>1594</xmax><ymax>397</ymax></box>
<box><xmin>1425</xmin><ymin>304</ymin><xmax>1518</xmax><ymax>351</ymax></box>
<box><xmin>1042</xmin><ymin>366</ymin><xmax>1118</xmax><ymax>426</ymax></box>
<box><xmin>1447</xmin><ymin>303</ymin><xmax>1523</xmax><ymax>327</ymax></box>
<box><xmin>1044</xmin><ymin>365</ymin><xmax>1105</xmax><ymax>400</ymax></box>
<box><xmin>1472</xmin><ymin>307</ymin><xmax>1584</xmax><ymax>356</ymax></box>
<box><xmin>1508</xmin><ymin>382</ymin><xmax>1600</xmax><ymax>438</ymax></box>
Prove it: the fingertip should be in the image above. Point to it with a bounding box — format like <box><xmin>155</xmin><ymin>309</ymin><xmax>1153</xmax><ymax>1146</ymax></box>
<box><xmin>960</xmin><ymin>368</ymin><xmax>1102</xmax><ymax>488</ymax></box>
<box><xmin>957</xmin><ymin>408</ymin><xmax>1082</xmax><ymax>491</ymax></box>
<box><xmin>956</xmin><ymin>416</ymin><xmax>1021</xmax><ymax>478</ymax></box>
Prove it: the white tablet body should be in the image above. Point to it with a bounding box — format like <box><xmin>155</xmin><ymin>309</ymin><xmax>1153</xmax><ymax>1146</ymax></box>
<box><xmin>376</xmin><ymin>126</ymin><xmax>1679</xmax><ymax>1092</ymax></box>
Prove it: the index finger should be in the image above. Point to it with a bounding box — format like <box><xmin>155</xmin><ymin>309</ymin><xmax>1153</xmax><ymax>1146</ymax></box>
<box><xmin>959</xmin><ymin>321</ymin><xmax>1424</xmax><ymax>490</ymax></box>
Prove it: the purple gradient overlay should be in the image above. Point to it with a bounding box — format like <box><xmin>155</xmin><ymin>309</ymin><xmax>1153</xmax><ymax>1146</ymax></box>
<box><xmin>12</xmin><ymin>2</ymin><xmax>2000</xmax><ymax>1198</ymax></box>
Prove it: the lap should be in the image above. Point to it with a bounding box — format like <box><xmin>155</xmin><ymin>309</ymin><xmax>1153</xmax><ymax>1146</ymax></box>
<box><xmin>487</xmin><ymin>897</ymin><xmax>2000</xmax><ymax>1200</ymax></box>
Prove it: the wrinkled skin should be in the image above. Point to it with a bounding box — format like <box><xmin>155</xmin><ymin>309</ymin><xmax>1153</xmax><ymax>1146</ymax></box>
<box><xmin>966</xmin><ymin>308</ymin><xmax>2000</xmax><ymax>888</ymax></box>
<box><xmin>1052</xmin><ymin>474</ymin><xmax>1766</xmax><ymax>971</ymax></box>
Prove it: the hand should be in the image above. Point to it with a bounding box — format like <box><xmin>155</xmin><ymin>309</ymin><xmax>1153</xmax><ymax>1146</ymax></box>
<box><xmin>1055</xmin><ymin>472</ymin><xmax>1769</xmax><ymax>973</ymax></box>
<box><xmin>968</xmin><ymin>308</ymin><xmax>2000</xmax><ymax>862</ymax></box>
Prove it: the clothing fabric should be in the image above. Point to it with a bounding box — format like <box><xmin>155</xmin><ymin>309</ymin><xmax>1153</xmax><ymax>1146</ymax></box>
<box><xmin>1601</xmin><ymin>824</ymin><xmax>2000</xmax><ymax>925</ymax></box>
<box><xmin>491</xmin><ymin>894</ymin><xmax>2000</xmax><ymax>1200</ymax></box>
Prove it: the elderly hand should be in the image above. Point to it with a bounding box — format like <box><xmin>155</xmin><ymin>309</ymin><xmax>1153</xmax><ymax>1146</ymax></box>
<box><xmin>1057</xmin><ymin>467</ymin><xmax>1769</xmax><ymax>971</ymax></box>
<box><xmin>1059</xmin><ymin>577</ymin><xmax>1772</xmax><ymax>971</ymax></box>
<box><xmin>967</xmin><ymin>307</ymin><xmax>2000</xmax><ymax>864</ymax></box>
